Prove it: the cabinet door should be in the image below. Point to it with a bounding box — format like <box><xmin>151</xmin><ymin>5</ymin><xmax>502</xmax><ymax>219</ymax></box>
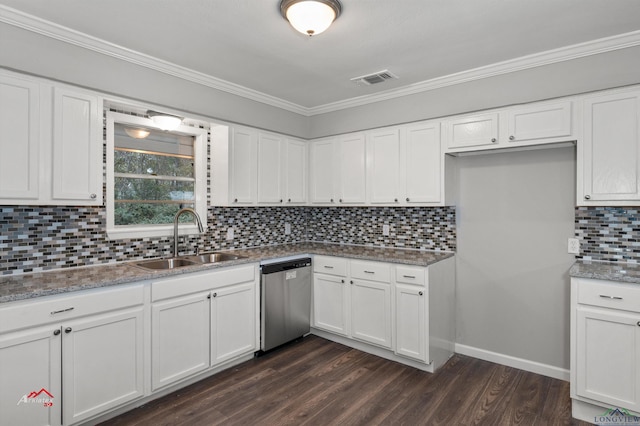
<box><xmin>312</xmin><ymin>274</ymin><xmax>349</xmax><ymax>336</ymax></box>
<box><xmin>368</xmin><ymin>128</ymin><xmax>400</xmax><ymax>204</ymax></box>
<box><xmin>283</xmin><ymin>139</ymin><xmax>307</xmax><ymax>204</ymax></box>
<box><xmin>0</xmin><ymin>73</ymin><xmax>40</xmax><ymax>201</ymax></box>
<box><xmin>309</xmin><ymin>138</ymin><xmax>337</xmax><ymax>204</ymax></box>
<box><xmin>403</xmin><ymin>122</ymin><xmax>442</xmax><ymax>204</ymax></box>
<box><xmin>211</xmin><ymin>281</ymin><xmax>257</xmax><ymax>365</ymax></box>
<box><xmin>337</xmin><ymin>134</ymin><xmax>367</xmax><ymax>204</ymax></box>
<box><xmin>582</xmin><ymin>91</ymin><xmax>640</xmax><ymax>202</ymax></box>
<box><xmin>350</xmin><ymin>279</ymin><xmax>392</xmax><ymax>349</ymax></box>
<box><xmin>51</xmin><ymin>87</ymin><xmax>102</xmax><ymax>205</ymax></box>
<box><xmin>230</xmin><ymin>126</ymin><xmax>257</xmax><ymax>204</ymax></box>
<box><xmin>0</xmin><ymin>326</ymin><xmax>61</xmax><ymax>426</ymax></box>
<box><xmin>444</xmin><ymin>113</ymin><xmax>499</xmax><ymax>150</ymax></box>
<box><xmin>395</xmin><ymin>283</ymin><xmax>428</xmax><ymax>362</ymax></box>
<box><xmin>257</xmin><ymin>132</ymin><xmax>283</xmax><ymax>204</ymax></box>
<box><xmin>575</xmin><ymin>306</ymin><xmax>640</xmax><ymax>411</ymax></box>
<box><xmin>151</xmin><ymin>293</ymin><xmax>210</xmax><ymax>391</ymax></box>
<box><xmin>62</xmin><ymin>307</ymin><xmax>144</xmax><ymax>425</ymax></box>
<box><xmin>506</xmin><ymin>101</ymin><xmax>572</xmax><ymax>143</ymax></box>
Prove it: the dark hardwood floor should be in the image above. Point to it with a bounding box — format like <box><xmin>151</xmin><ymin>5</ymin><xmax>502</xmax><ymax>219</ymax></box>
<box><xmin>102</xmin><ymin>336</ymin><xmax>590</xmax><ymax>425</ymax></box>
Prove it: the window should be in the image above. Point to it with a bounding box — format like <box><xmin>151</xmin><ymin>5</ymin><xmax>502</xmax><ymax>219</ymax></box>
<box><xmin>106</xmin><ymin>111</ymin><xmax>207</xmax><ymax>239</ymax></box>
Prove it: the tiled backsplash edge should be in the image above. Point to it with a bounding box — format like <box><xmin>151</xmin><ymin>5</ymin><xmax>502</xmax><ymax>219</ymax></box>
<box><xmin>575</xmin><ymin>206</ymin><xmax>640</xmax><ymax>263</ymax></box>
<box><xmin>0</xmin><ymin>206</ymin><xmax>457</xmax><ymax>275</ymax></box>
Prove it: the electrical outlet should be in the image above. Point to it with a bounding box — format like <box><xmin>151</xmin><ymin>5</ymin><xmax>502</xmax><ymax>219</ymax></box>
<box><xmin>568</xmin><ymin>238</ymin><xmax>580</xmax><ymax>254</ymax></box>
<box><xmin>382</xmin><ymin>224</ymin><xmax>390</xmax><ymax>236</ymax></box>
<box><xmin>226</xmin><ymin>227</ymin><xmax>234</xmax><ymax>241</ymax></box>
<box><xmin>285</xmin><ymin>223</ymin><xmax>291</xmax><ymax>235</ymax></box>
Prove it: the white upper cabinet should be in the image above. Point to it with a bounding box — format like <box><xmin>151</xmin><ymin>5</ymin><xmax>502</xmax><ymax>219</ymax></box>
<box><xmin>0</xmin><ymin>72</ymin><xmax>40</xmax><ymax>201</ymax></box>
<box><xmin>257</xmin><ymin>131</ymin><xmax>283</xmax><ymax>204</ymax></box>
<box><xmin>367</xmin><ymin>128</ymin><xmax>401</xmax><ymax>204</ymax></box>
<box><xmin>579</xmin><ymin>89</ymin><xmax>640</xmax><ymax>205</ymax></box>
<box><xmin>309</xmin><ymin>138</ymin><xmax>338</xmax><ymax>204</ymax></box>
<box><xmin>230</xmin><ymin>126</ymin><xmax>258</xmax><ymax>205</ymax></box>
<box><xmin>283</xmin><ymin>138</ymin><xmax>307</xmax><ymax>204</ymax></box>
<box><xmin>51</xmin><ymin>86</ymin><xmax>102</xmax><ymax>205</ymax></box>
<box><xmin>443</xmin><ymin>112</ymin><xmax>499</xmax><ymax>151</ymax></box>
<box><xmin>444</xmin><ymin>100</ymin><xmax>574</xmax><ymax>153</ymax></box>
<box><xmin>0</xmin><ymin>69</ymin><xmax>102</xmax><ymax>206</ymax></box>
<box><xmin>336</xmin><ymin>133</ymin><xmax>367</xmax><ymax>204</ymax></box>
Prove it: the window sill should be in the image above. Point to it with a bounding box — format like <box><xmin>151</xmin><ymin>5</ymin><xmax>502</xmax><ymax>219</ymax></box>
<box><xmin>106</xmin><ymin>223</ymin><xmax>205</xmax><ymax>240</ymax></box>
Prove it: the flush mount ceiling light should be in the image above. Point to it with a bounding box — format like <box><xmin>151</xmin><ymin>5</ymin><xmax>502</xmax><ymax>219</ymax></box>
<box><xmin>280</xmin><ymin>0</ymin><xmax>342</xmax><ymax>36</ymax></box>
<box><xmin>124</xmin><ymin>127</ymin><xmax>151</xmax><ymax>139</ymax></box>
<box><xmin>147</xmin><ymin>110</ymin><xmax>183</xmax><ymax>131</ymax></box>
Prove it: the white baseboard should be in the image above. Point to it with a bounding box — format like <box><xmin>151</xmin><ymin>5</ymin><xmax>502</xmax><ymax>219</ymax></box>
<box><xmin>454</xmin><ymin>343</ymin><xmax>570</xmax><ymax>381</ymax></box>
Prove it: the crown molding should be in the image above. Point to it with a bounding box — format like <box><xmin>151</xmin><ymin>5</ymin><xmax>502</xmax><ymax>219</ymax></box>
<box><xmin>2</xmin><ymin>5</ymin><xmax>640</xmax><ymax>118</ymax></box>
<box><xmin>0</xmin><ymin>5</ymin><xmax>309</xmax><ymax>116</ymax></box>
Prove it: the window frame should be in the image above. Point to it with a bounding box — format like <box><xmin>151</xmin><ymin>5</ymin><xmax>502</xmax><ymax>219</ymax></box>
<box><xmin>106</xmin><ymin>111</ymin><xmax>208</xmax><ymax>239</ymax></box>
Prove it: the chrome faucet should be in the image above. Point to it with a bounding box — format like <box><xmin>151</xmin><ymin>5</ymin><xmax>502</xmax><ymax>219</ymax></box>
<box><xmin>173</xmin><ymin>207</ymin><xmax>205</xmax><ymax>257</ymax></box>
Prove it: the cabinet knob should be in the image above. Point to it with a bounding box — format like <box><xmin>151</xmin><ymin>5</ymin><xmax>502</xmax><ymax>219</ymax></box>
<box><xmin>394</xmin><ymin>198</ymin><xmax>398</xmax><ymax>202</ymax></box>
<box><xmin>339</xmin><ymin>199</ymin><xmax>343</xmax><ymax>203</ymax></box>
<box><xmin>509</xmin><ymin>135</ymin><xmax>515</xmax><ymax>141</ymax></box>
<box><xmin>637</xmin><ymin>321</ymin><xmax>640</xmax><ymax>327</ymax></box>
<box><xmin>341</xmin><ymin>279</ymin><xmax>344</xmax><ymax>283</ymax></box>
<box><xmin>406</xmin><ymin>197</ymin><xmax>410</xmax><ymax>202</ymax></box>
<box><xmin>491</xmin><ymin>138</ymin><xmax>497</xmax><ymax>143</ymax></box>
<box><xmin>212</xmin><ymin>292</ymin><xmax>217</xmax><ymax>298</ymax></box>
<box><xmin>280</xmin><ymin>199</ymin><xmax>283</xmax><ymax>203</ymax></box>
<box><xmin>350</xmin><ymin>280</ymin><xmax>354</xmax><ymax>285</ymax></box>
<box><xmin>64</xmin><ymin>327</ymin><xmax>72</xmax><ymax>334</ymax></box>
<box><xmin>288</xmin><ymin>198</ymin><xmax>291</xmax><ymax>202</ymax></box>
<box><xmin>233</xmin><ymin>198</ymin><xmax>238</xmax><ymax>203</ymax></box>
<box><xmin>584</xmin><ymin>195</ymin><xmax>591</xmax><ymax>200</ymax></box>
<box><xmin>53</xmin><ymin>329</ymin><xmax>61</xmax><ymax>336</ymax></box>
<box><xmin>90</xmin><ymin>193</ymin><xmax>97</xmax><ymax>199</ymax></box>
<box><xmin>419</xmin><ymin>291</ymin><xmax>423</xmax><ymax>296</ymax></box>
<box><xmin>330</xmin><ymin>198</ymin><xmax>334</xmax><ymax>203</ymax></box>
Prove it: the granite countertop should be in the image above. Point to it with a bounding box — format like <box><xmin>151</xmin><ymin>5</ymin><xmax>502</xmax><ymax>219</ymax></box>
<box><xmin>0</xmin><ymin>242</ymin><xmax>454</xmax><ymax>304</ymax></box>
<box><xmin>569</xmin><ymin>260</ymin><xmax>640</xmax><ymax>285</ymax></box>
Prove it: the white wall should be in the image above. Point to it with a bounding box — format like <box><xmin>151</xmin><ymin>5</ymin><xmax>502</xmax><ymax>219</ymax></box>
<box><xmin>455</xmin><ymin>146</ymin><xmax>576</xmax><ymax>373</ymax></box>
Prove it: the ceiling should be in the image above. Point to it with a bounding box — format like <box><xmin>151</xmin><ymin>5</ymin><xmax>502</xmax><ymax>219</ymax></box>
<box><xmin>2</xmin><ymin>0</ymin><xmax>640</xmax><ymax>111</ymax></box>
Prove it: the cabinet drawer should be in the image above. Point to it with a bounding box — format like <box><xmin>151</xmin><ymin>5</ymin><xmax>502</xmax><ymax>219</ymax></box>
<box><xmin>577</xmin><ymin>278</ymin><xmax>640</xmax><ymax>312</ymax></box>
<box><xmin>313</xmin><ymin>256</ymin><xmax>347</xmax><ymax>276</ymax></box>
<box><xmin>395</xmin><ymin>266</ymin><xmax>426</xmax><ymax>286</ymax></box>
<box><xmin>152</xmin><ymin>265</ymin><xmax>256</xmax><ymax>301</ymax></box>
<box><xmin>0</xmin><ymin>284</ymin><xmax>144</xmax><ymax>334</ymax></box>
<box><xmin>351</xmin><ymin>260</ymin><xmax>390</xmax><ymax>283</ymax></box>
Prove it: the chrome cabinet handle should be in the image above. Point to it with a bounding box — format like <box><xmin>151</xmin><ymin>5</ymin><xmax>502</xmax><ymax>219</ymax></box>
<box><xmin>637</xmin><ymin>321</ymin><xmax>640</xmax><ymax>327</ymax></box>
<box><xmin>341</xmin><ymin>279</ymin><xmax>344</xmax><ymax>283</ymax></box>
<box><xmin>65</xmin><ymin>327</ymin><xmax>72</xmax><ymax>333</ymax></box>
<box><xmin>584</xmin><ymin>195</ymin><xmax>591</xmax><ymax>200</ymax></box>
<box><xmin>350</xmin><ymin>280</ymin><xmax>354</xmax><ymax>285</ymax></box>
<box><xmin>364</xmin><ymin>271</ymin><xmax>375</xmax><ymax>274</ymax></box>
<box><xmin>406</xmin><ymin>197</ymin><xmax>410</xmax><ymax>202</ymax></box>
<box><xmin>403</xmin><ymin>275</ymin><xmax>416</xmax><ymax>279</ymax></box>
<box><xmin>509</xmin><ymin>135</ymin><xmax>515</xmax><ymax>140</ymax></box>
<box><xmin>212</xmin><ymin>292</ymin><xmax>217</xmax><ymax>298</ymax></box>
<box><xmin>394</xmin><ymin>198</ymin><xmax>398</xmax><ymax>202</ymax></box>
<box><xmin>51</xmin><ymin>307</ymin><xmax>74</xmax><ymax>315</ymax></box>
<box><xmin>233</xmin><ymin>198</ymin><xmax>238</xmax><ymax>203</ymax></box>
<box><xmin>53</xmin><ymin>329</ymin><xmax>61</xmax><ymax>336</ymax></box>
<box><xmin>599</xmin><ymin>294</ymin><xmax>623</xmax><ymax>300</ymax></box>
<box><xmin>419</xmin><ymin>291</ymin><xmax>423</xmax><ymax>296</ymax></box>
<box><xmin>491</xmin><ymin>138</ymin><xmax>497</xmax><ymax>143</ymax></box>
<box><xmin>324</xmin><ymin>265</ymin><xmax>334</xmax><ymax>269</ymax></box>
<box><xmin>330</xmin><ymin>198</ymin><xmax>334</xmax><ymax>203</ymax></box>
<box><xmin>90</xmin><ymin>193</ymin><xmax>97</xmax><ymax>199</ymax></box>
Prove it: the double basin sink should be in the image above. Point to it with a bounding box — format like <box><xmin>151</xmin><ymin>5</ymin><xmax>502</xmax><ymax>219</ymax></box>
<box><xmin>135</xmin><ymin>252</ymin><xmax>245</xmax><ymax>270</ymax></box>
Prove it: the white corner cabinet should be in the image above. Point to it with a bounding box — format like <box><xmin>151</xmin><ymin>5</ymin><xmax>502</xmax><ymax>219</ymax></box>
<box><xmin>570</xmin><ymin>277</ymin><xmax>640</xmax><ymax>422</ymax></box>
<box><xmin>150</xmin><ymin>265</ymin><xmax>258</xmax><ymax>391</ymax></box>
<box><xmin>0</xmin><ymin>69</ymin><xmax>103</xmax><ymax>206</ymax></box>
<box><xmin>443</xmin><ymin>99</ymin><xmax>574</xmax><ymax>153</ymax></box>
<box><xmin>211</xmin><ymin>125</ymin><xmax>307</xmax><ymax>206</ymax></box>
<box><xmin>0</xmin><ymin>284</ymin><xmax>144</xmax><ymax>426</ymax></box>
<box><xmin>578</xmin><ymin>88</ymin><xmax>640</xmax><ymax>206</ymax></box>
<box><xmin>311</xmin><ymin>255</ymin><xmax>456</xmax><ymax>372</ymax></box>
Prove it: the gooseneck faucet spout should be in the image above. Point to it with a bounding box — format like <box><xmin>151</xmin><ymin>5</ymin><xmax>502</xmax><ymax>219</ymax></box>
<box><xmin>173</xmin><ymin>207</ymin><xmax>204</xmax><ymax>257</ymax></box>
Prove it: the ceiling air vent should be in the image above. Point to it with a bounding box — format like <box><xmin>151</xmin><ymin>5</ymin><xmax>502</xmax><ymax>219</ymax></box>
<box><xmin>350</xmin><ymin>70</ymin><xmax>398</xmax><ymax>86</ymax></box>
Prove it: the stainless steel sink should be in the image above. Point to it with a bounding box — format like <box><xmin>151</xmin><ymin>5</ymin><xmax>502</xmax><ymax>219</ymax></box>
<box><xmin>134</xmin><ymin>252</ymin><xmax>244</xmax><ymax>270</ymax></box>
<box><xmin>185</xmin><ymin>252</ymin><xmax>244</xmax><ymax>264</ymax></box>
<box><xmin>135</xmin><ymin>257</ymin><xmax>199</xmax><ymax>270</ymax></box>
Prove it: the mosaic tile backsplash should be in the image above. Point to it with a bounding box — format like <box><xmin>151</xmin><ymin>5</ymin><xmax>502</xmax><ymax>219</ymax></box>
<box><xmin>575</xmin><ymin>206</ymin><xmax>640</xmax><ymax>263</ymax></box>
<box><xmin>0</xmin><ymin>206</ymin><xmax>456</xmax><ymax>275</ymax></box>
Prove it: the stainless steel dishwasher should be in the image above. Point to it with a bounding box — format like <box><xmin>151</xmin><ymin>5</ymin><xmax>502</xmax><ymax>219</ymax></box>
<box><xmin>260</xmin><ymin>257</ymin><xmax>312</xmax><ymax>352</ymax></box>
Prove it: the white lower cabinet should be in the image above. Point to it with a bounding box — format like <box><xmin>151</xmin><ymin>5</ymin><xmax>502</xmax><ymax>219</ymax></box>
<box><xmin>571</xmin><ymin>278</ymin><xmax>640</xmax><ymax>420</ymax></box>
<box><xmin>150</xmin><ymin>265</ymin><xmax>258</xmax><ymax>391</ymax></box>
<box><xmin>0</xmin><ymin>284</ymin><xmax>144</xmax><ymax>426</ymax></box>
<box><xmin>311</xmin><ymin>255</ymin><xmax>455</xmax><ymax>372</ymax></box>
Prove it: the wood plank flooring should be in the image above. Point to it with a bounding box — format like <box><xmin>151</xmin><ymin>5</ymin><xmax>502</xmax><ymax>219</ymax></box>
<box><xmin>103</xmin><ymin>336</ymin><xmax>590</xmax><ymax>426</ymax></box>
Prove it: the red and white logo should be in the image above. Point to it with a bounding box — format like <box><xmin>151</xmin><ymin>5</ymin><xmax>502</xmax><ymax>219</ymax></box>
<box><xmin>17</xmin><ymin>388</ymin><xmax>54</xmax><ymax>407</ymax></box>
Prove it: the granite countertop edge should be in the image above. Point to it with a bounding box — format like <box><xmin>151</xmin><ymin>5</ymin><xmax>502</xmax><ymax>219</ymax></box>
<box><xmin>0</xmin><ymin>243</ymin><xmax>455</xmax><ymax>304</ymax></box>
<box><xmin>569</xmin><ymin>259</ymin><xmax>640</xmax><ymax>285</ymax></box>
